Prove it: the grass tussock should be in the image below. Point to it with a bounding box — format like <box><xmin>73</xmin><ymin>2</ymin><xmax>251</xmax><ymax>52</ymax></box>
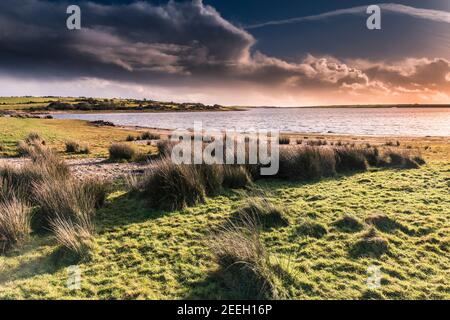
<box><xmin>383</xmin><ymin>149</ymin><xmax>424</xmax><ymax>169</ymax></box>
<box><xmin>222</xmin><ymin>165</ymin><xmax>252</xmax><ymax>189</ymax></box>
<box><xmin>156</xmin><ymin>140</ymin><xmax>177</xmax><ymax>157</ymax></box>
<box><xmin>140</xmin><ymin>132</ymin><xmax>161</xmax><ymax>141</ymax></box>
<box><xmin>364</xmin><ymin>212</ymin><xmax>406</xmax><ymax>233</ymax></box>
<box><xmin>33</xmin><ymin>177</ymin><xmax>98</xmax><ymax>259</ymax></box>
<box><xmin>278</xmin><ymin>146</ymin><xmax>336</xmax><ymax>180</ymax></box>
<box><xmin>233</xmin><ymin>197</ymin><xmax>289</xmax><ymax>229</ymax></box>
<box><xmin>209</xmin><ymin>217</ymin><xmax>288</xmax><ymax>299</ymax></box>
<box><xmin>350</xmin><ymin>227</ymin><xmax>389</xmax><ymax>258</ymax></box>
<box><xmin>335</xmin><ymin>147</ymin><xmax>368</xmax><ymax>172</ymax></box>
<box><xmin>16</xmin><ymin>132</ymin><xmax>46</xmax><ymax>157</ymax></box>
<box><xmin>108</xmin><ymin>143</ymin><xmax>137</xmax><ymax>161</ymax></box>
<box><xmin>278</xmin><ymin>136</ymin><xmax>290</xmax><ymax>145</ymax></box>
<box><xmin>49</xmin><ymin>212</ymin><xmax>95</xmax><ymax>259</ymax></box>
<box><xmin>333</xmin><ymin>214</ymin><xmax>364</xmax><ymax>233</ymax></box>
<box><xmin>0</xmin><ymin>197</ymin><xmax>32</xmax><ymax>253</ymax></box>
<box><xmin>131</xmin><ymin>160</ymin><xmax>253</xmax><ymax>210</ymax></box>
<box><xmin>80</xmin><ymin>177</ymin><xmax>111</xmax><ymax>209</ymax></box>
<box><xmin>294</xmin><ymin>218</ymin><xmax>328</xmax><ymax>238</ymax></box>
<box><xmin>140</xmin><ymin>158</ymin><xmax>206</xmax><ymax>211</ymax></box>
<box><xmin>65</xmin><ymin>140</ymin><xmax>90</xmax><ymax>154</ymax></box>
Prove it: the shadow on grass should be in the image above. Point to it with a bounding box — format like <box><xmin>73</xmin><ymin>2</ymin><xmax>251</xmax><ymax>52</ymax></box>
<box><xmin>95</xmin><ymin>192</ymin><xmax>170</xmax><ymax>231</ymax></box>
<box><xmin>0</xmin><ymin>246</ymin><xmax>80</xmax><ymax>285</ymax></box>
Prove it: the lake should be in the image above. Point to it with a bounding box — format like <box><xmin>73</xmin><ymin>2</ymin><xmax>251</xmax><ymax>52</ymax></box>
<box><xmin>54</xmin><ymin>107</ymin><xmax>450</xmax><ymax>137</ymax></box>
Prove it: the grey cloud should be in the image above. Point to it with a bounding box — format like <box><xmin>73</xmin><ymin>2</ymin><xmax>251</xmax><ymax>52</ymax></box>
<box><xmin>0</xmin><ymin>0</ymin><xmax>448</xmax><ymax>102</ymax></box>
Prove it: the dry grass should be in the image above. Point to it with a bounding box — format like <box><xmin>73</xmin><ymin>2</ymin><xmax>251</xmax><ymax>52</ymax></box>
<box><xmin>233</xmin><ymin>197</ymin><xmax>289</xmax><ymax>229</ymax></box>
<box><xmin>0</xmin><ymin>197</ymin><xmax>32</xmax><ymax>252</ymax></box>
<box><xmin>140</xmin><ymin>157</ymin><xmax>206</xmax><ymax>211</ymax></box>
<box><xmin>65</xmin><ymin>140</ymin><xmax>90</xmax><ymax>154</ymax></box>
<box><xmin>108</xmin><ymin>143</ymin><xmax>137</xmax><ymax>161</ymax></box>
<box><xmin>209</xmin><ymin>214</ymin><xmax>288</xmax><ymax>299</ymax></box>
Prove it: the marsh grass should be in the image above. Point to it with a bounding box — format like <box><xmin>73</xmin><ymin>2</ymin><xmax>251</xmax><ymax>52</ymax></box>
<box><xmin>350</xmin><ymin>227</ymin><xmax>389</xmax><ymax>258</ymax></box>
<box><xmin>0</xmin><ymin>197</ymin><xmax>32</xmax><ymax>253</ymax></box>
<box><xmin>140</xmin><ymin>132</ymin><xmax>161</xmax><ymax>141</ymax></box>
<box><xmin>140</xmin><ymin>157</ymin><xmax>206</xmax><ymax>211</ymax></box>
<box><xmin>278</xmin><ymin>136</ymin><xmax>290</xmax><ymax>145</ymax></box>
<box><xmin>334</xmin><ymin>147</ymin><xmax>368</xmax><ymax>172</ymax></box>
<box><xmin>232</xmin><ymin>197</ymin><xmax>289</xmax><ymax>229</ymax></box>
<box><xmin>222</xmin><ymin>165</ymin><xmax>252</xmax><ymax>189</ymax></box>
<box><xmin>278</xmin><ymin>146</ymin><xmax>336</xmax><ymax>180</ymax></box>
<box><xmin>294</xmin><ymin>218</ymin><xmax>328</xmax><ymax>238</ymax></box>
<box><xmin>108</xmin><ymin>143</ymin><xmax>137</xmax><ymax>161</ymax></box>
<box><xmin>209</xmin><ymin>214</ymin><xmax>288</xmax><ymax>299</ymax></box>
<box><xmin>333</xmin><ymin>214</ymin><xmax>364</xmax><ymax>233</ymax></box>
<box><xmin>65</xmin><ymin>140</ymin><xmax>90</xmax><ymax>154</ymax></box>
<box><xmin>383</xmin><ymin>149</ymin><xmax>424</xmax><ymax>169</ymax></box>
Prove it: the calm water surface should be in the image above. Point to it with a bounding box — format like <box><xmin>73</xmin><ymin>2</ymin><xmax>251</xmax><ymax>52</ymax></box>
<box><xmin>54</xmin><ymin>107</ymin><xmax>450</xmax><ymax>137</ymax></box>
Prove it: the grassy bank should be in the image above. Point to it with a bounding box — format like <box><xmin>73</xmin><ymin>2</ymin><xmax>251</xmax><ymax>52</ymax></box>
<box><xmin>0</xmin><ymin>117</ymin><xmax>449</xmax><ymax>300</ymax></box>
<box><xmin>0</xmin><ymin>117</ymin><xmax>153</xmax><ymax>157</ymax></box>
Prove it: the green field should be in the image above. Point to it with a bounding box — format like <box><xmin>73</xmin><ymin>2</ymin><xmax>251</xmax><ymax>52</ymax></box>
<box><xmin>0</xmin><ymin>117</ymin><xmax>449</xmax><ymax>300</ymax></box>
<box><xmin>0</xmin><ymin>162</ymin><xmax>449</xmax><ymax>299</ymax></box>
<box><xmin>0</xmin><ymin>117</ymin><xmax>154</xmax><ymax>158</ymax></box>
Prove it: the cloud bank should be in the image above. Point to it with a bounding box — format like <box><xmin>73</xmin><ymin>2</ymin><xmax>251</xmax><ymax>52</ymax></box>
<box><xmin>0</xmin><ymin>0</ymin><xmax>448</xmax><ymax>106</ymax></box>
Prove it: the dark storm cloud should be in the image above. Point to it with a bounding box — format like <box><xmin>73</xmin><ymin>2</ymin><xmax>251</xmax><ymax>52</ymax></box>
<box><xmin>0</xmin><ymin>0</ymin><xmax>254</xmax><ymax>84</ymax></box>
<box><xmin>0</xmin><ymin>0</ymin><xmax>448</xmax><ymax>103</ymax></box>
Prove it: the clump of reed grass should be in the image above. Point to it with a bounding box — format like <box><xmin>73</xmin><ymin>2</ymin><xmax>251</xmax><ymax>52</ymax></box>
<box><xmin>140</xmin><ymin>132</ymin><xmax>161</xmax><ymax>140</ymax></box>
<box><xmin>81</xmin><ymin>177</ymin><xmax>111</xmax><ymax>209</ymax></box>
<box><xmin>49</xmin><ymin>211</ymin><xmax>95</xmax><ymax>259</ymax></box>
<box><xmin>108</xmin><ymin>143</ymin><xmax>137</xmax><ymax>161</ymax></box>
<box><xmin>334</xmin><ymin>147</ymin><xmax>368</xmax><ymax>172</ymax></box>
<box><xmin>33</xmin><ymin>177</ymin><xmax>98</xmax><ymax>258</ymax></box>
<box><xmin>65</xmin><ymin>140</ymin><xmax>90</xmax><ymax>154</ymax></box>
<box><xmin>350</xmin><ymin>227</ymin><xmax>389</xmax><ymax>258</ymax></box>
<box><xmin>360</xmin><ymin>147</ymin><xmax>381</xmax><ymax>166</ymax></box>
<box><xmin>382</xmin><ymin>149</ymin><xmax>424</xmax><ymax>169</ymax></box>
<box><xmin>333</xmin><ymin>214</ymin><xmax>363</xmax><ymax>233</ymax></box>
<box><xmin>125</xmin><ymin>135</ymin><xmax>136</xmax><ymax>142</ymax></box>
<box><xmin>306</xmin><ymin>140</ymin><xmax>328</xmax><ymax>146</ymax></box>
<box><xmin>208</xmin><ymin>216</ymin><xmax>287</xmax><ymax>299</ymax></box>
<box><xmin>232</xmin><ymin>197</ymin><xmax>289</xmax><ymax>229</ymax></box>
<box><xmin>140</xmin><ymin>157</ymin><xmax>206</xmax><ymax>211</ymax></box>
<box><xmin>156</xmin><ymin>140</ymin><xmax>178</xmax><ymax>157</ymax></box>
<box><xmin>294</xmin><ymin>218</ymin><xmax>328</xmax><ymax>238</ymax></box>
<box><xmin>33</xmin><ymin>178</ymin><xmax>97</xmax><ymax>222</ymax></box>
<box><xmin>278</xmin><ymin>146</ymin><xmax>336</xmax><ymax>180</ymax></box>
<box><xmin>197</xmin><ymin>164</ymin><xmax>224</xmax><ymax>196</ymax></box>
<box><xmin>24</xmin><ymin>132</ymin><xmax>45</xmax><ymax>145</ymax></box>
<box><xmin>222</xmin><ymin>165</ymin><xmax>253</xmax><ymax>189</ymax></box>
<box><xmin>278</xmin><ymin>136</ymin><xmax>290</xmax><ymax>145</ymax></box>
<box><xmin>0</xmin><ymin>197</ymin><xmax>32</xmax><ymax>253</ymax></box>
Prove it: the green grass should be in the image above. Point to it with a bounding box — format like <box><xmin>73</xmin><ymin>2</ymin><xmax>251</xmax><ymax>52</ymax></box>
<box><xmin>1</xmin><ymin>162</ymin><xmax>448</xmax><ymax>299</ymax></box>
<box><xmin>0</xmin><ymin>97</ymin><xmax>77</xmax><ymax>111</ymax></box>
<box><xmin>0</xmin><ymin>117</ymin><xmax>154</xmax><ymax>157</ymax></box>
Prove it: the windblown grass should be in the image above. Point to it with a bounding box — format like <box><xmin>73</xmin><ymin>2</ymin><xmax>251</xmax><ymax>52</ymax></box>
<box><xmin>140</xmin><ymin>158</ymin><xmax>206</xmax><ymax>211</ymax></box>
<box><xmin>0</xmin><ymin>197</ymin><xmax>32</xmax><ymax>252</ymax></box>
<box><xmin>209</xmin><ymin>214</ymin><xmax>288</xmax><ymax>299</ymax></box>
<box><xmin>108</xmin><ymin>143</ymin><xmax>137</xmax><ymax>161</ymax></box>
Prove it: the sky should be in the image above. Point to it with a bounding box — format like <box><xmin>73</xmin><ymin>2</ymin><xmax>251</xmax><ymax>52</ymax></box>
<box><xmin>0</xmin><ymin>0</ymin><xmax>449</xmax><ymax>106</ymax></box>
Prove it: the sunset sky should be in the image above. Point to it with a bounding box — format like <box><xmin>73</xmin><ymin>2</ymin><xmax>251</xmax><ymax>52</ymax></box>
<box><xmin>0</xmin><ymin>0</ymin><xmax>449</xmax><ymax>106</ymax></box>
